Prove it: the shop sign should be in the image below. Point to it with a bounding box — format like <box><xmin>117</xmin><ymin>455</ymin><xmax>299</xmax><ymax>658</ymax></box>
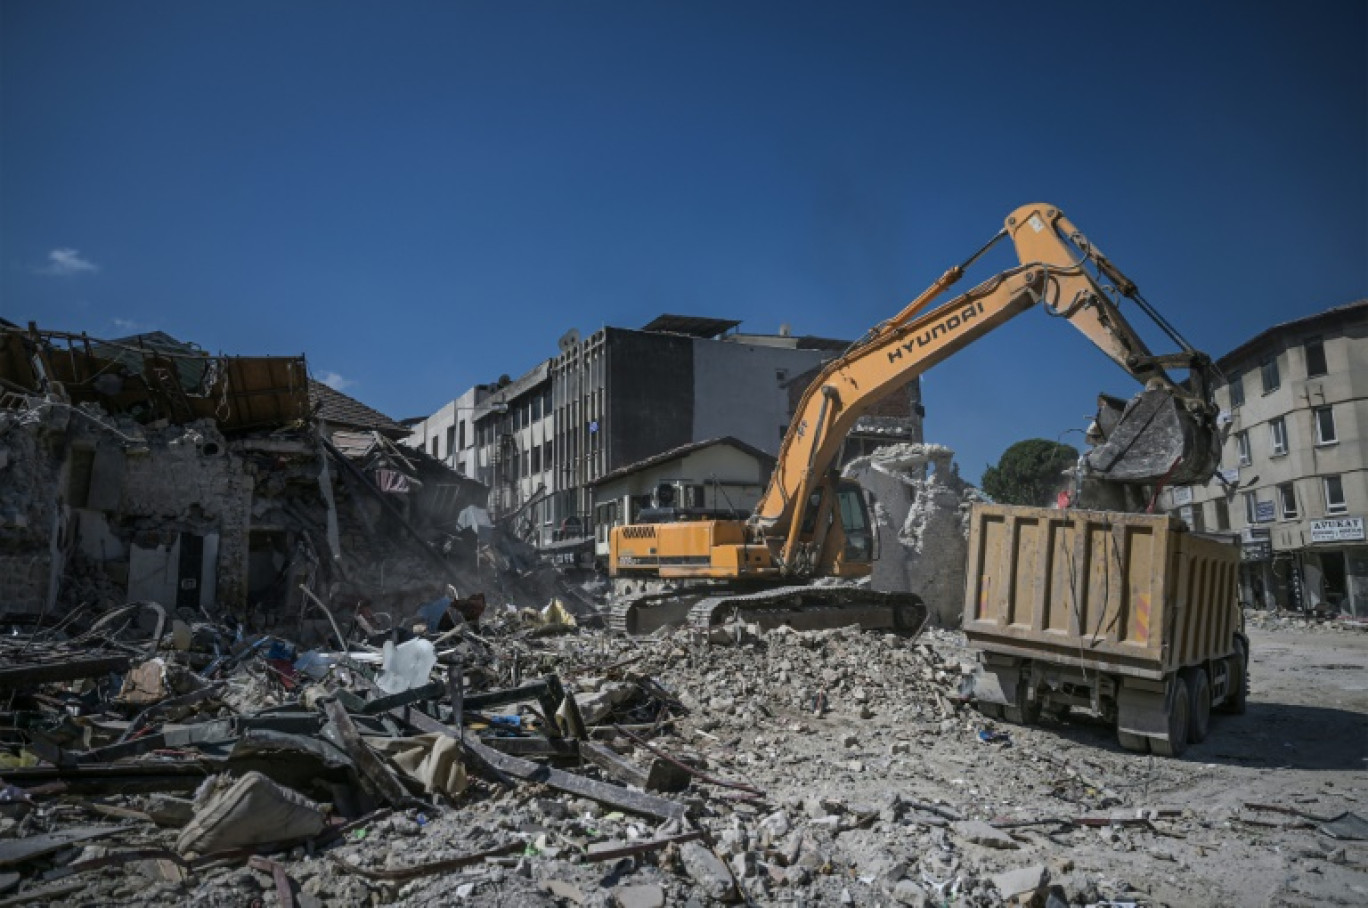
<box><xmin>1241</xmin><ymin>540</ymin><xmax>1272</xmax><ymax>562</ymax></box>
<box><xmin>1310</xmin><ymin>516</ymin><xmax>1365</xmax><ymax>543</ymax></box>
<box><xmin>1171</xmin><ymin>486</ymin><xmax>1194</xmax><ymax>506</ymax></box>
<box><xmin>1254</xmin><ymin>500</ymin><xmax>1276</xmax><ymax>523</ymax></box>
<box><xmin>1241</xmin><ymin>527</ymin><xmax>1270</xmax><ymax>544</ymax></box>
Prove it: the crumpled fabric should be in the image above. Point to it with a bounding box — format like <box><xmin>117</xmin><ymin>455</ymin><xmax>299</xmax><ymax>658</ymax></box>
<box><xmin>365</xmin><ymin>733</ymin><xmax>467</xmax><ymax>797</ymax></box>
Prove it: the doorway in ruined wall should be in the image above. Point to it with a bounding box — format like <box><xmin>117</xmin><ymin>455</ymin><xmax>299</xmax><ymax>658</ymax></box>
<box><xmin>247</xmin><ymin>530</ymin><xmax>289</xmax><ymax>607</ymax></box>
<box><xmin>128</xmin><ymin>531</ymin><xmax>219</xmax><ymax>609</ymax></box>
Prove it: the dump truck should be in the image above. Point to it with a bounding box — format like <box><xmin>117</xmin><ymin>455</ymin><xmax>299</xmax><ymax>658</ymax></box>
<box><xmin>609</xmin><ymin>201</ymin><xmax>1223</xmax><ymax>635</ymax></box>
<box><xmin>962</xmin><ymin>503</ymin><xmax>1247</xmax><ymax>757</ymax></box>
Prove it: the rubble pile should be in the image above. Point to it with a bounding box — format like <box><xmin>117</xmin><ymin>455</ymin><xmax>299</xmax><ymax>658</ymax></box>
<box><xmin>4</xmin><ymin>605</ymin><xmax>1363</xmax><ymax>907</ymax></box>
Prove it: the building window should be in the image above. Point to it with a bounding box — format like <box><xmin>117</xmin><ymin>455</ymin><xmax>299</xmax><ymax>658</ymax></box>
<box><xmin>431</xmin><ymin>438</ymin><xmax>439</xmax><ymax>457</ymax></box>
<box><xmin>1235</xmin><ymin>431</ymin><xmax>1251</xmax><ymax>466</ymax></box>
<box><xmin>1243</xmin><ymin>491</ymin><xmax>1258</xmax><ymax>524</ymax></box>
<box><xmin>1228</xmin><ymin>372</ymin><xmax>1245</xmax><ymax>408</ymax></box>
<box><xmin>1269</xmin><ymin>417</ymin><xmax>1287</xmax><ymax>456</ymax></box>
<box><xmin>1324</xmin><ymin>475</ymin><xmax>1348</xmax><ymax>515</ymax></box>
<box><xmin>1260</xmin><ymin>357</ymin><xmax>1280</xmax><ymax>393</ymax></box>
<box><xmin>1314</xmin><ymin>406</ymin><xmax>1337</xmax><ymax>445</ymax></box>
<box><xmin>530</xmin><ymin>445</ymin><xmax>541</xmax><ymax>474</ymax></box>
<box><xmin>445</xmin><ymin>426</ymin><xmax>456</xmax><ymax>458</ymax></box>
<box><xmin>1305</xmin><ymin>336</ymin><xmax>1327</xmax><ymax>377</ymax></box>
<box><xmin>1212</xmin><ymin>499</ymin><xmax>1230</xmax><ymax>531</ymax></box>
<box><xmin>1278</xmin><ymin>482</ymin><xmax>1298</xmax><ymax>519</ymax></box>
<box><xmin>458</xmin><ymin>421</ymin><xmax>466</xmax><ymax>450</ymax></box>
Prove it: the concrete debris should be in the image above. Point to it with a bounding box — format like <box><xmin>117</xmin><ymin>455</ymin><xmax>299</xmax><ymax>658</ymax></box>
<box><xmin>613</xmin><ymin>882</ymin><xmax>666</xmax><ymax>908</ymax></box>
<box><xmin>990</xmin><ymin>863</ymin><xmax>1049</xmax><ymax>902</ymax></box>
<box><xmin>844</xmin><ymin>443</ymin><xmax>988</xmax><ymax>626</ymax></box>
<box><xmin>678</xmin><ymin>841</ymin><xmax>738</xmax><ymax>902</ymax></box>
<box><xmin>952</xmin><ymin>819</ymin><xmax>1021</xmax><ymax>850</ymax></box>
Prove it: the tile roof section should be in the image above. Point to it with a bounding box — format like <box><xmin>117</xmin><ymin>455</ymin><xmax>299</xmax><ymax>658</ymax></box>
<box><xmin>591</xmin><ymin>436</ymin><xmax>776</xmax><ymax>487</ymax></box>
<box><xmin>309</xmin><ymin>379</ymin><xmax>408</xmax><ymax>437</ymax></box>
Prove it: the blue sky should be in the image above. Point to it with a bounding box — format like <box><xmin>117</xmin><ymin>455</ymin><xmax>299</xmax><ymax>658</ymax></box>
<box><xmin>3</xmin><ymin>1</ymin><xmax>1364</xmax><ymax>481</ymax></box>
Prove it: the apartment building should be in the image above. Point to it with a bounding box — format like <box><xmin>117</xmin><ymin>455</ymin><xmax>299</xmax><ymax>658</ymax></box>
<box><xmin>409</xmin><ymin>314</ymin><xmax>923</xmax><ymax>546</ymax></box>
<box><xmin>1172</xmin><ymin>299</ymin><xmax>1368</xmax><ymax>615</ymax></box>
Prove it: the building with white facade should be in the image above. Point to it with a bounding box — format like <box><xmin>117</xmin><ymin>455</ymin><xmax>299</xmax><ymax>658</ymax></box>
<box><xmin>1169</xmin><ymin>299</ymin><xmax>1368</xmax><ymax>615</ymax></box>
<box><xmin>407</xmin><ymin>314</ymin><xmax>923</xmax><ymax>547</ymax></box>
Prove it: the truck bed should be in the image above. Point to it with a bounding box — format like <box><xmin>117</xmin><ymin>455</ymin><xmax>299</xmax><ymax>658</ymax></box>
<box><xmin>962</xmin><ymin>504</ymin><xmax>1241</xmax><ymax>680</ymax></box>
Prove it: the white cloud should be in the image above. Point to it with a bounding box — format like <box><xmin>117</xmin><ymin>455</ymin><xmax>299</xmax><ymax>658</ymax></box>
<box><xmin>111</xmin><ymin>317</ymin><xmax>153</xmax><ymax>333</ymax></box>
<box><xmin>40</xmin><ymin>248</ymin><xmax>100</xmax><ymax>276</ymax></box>
<box><xmin>318</xmin><ymin>371</ymin><xmax>356</xmax><ymax>391</ymax></box>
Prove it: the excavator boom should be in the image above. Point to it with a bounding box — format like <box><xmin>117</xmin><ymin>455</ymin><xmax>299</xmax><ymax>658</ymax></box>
<box><xmin>754</xmin><ymin>203</ymin><xmax>1219</xmax><ymax>571</ymax></box>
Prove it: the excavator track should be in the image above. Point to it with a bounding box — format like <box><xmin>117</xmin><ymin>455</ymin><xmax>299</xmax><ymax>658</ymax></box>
<box><xmin>610</xmin><ymin>585</ymin><xmax>929</xmax><ymax>638</ymax></box>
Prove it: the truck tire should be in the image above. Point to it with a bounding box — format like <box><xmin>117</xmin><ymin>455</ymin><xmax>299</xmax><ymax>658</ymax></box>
<box><xmin>1219</xmin><ymin>638</ymin><xmax>1248</xmax><ymax>715</ymax></box>
<box><xmin>1003</xmin><ymin>681</ymin><xmax>1041</xmax><ymax>726</ymax></box>
<box><xmin>1184</xmin><ymin>667</ymin><xmax>1211</xmax><ymax>743</ymax></box>
<box><xmin>1149</xmin><ymin>677</ymin><xmax>1190</xmax><ymax>758</ymax></box>
<box><xmin>1117</xmin><ymin>729</ymin><xmax>1149</xmax><ymax>753</ymax></box>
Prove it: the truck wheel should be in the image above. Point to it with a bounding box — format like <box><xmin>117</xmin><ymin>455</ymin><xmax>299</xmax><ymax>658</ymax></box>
<box><xmin>1003</xmin><ymin>682</ymin><xmax>1041</xmax><ymax>726</ymax></box>
<box><xmin>1184</xmin><ymin>667</ymin><xmax>1211</xmax><ymax>743</ymax></box>
<box><xmin>1117</xmin><ymin>729</ymin><xmax>1149</xmax><ymax>753</ymax></box>
<box><xmin>1149</xmin><ymin>677</ymin><xmax>1190</xmax><ymax>758</ymax></box>
<box><xmin>1219</xmin><ymin>638</ymin><xmax>1248</xmax><ymax>715</ymax></box>
<box><xmin>975</xmin><ymin>702</ymin><xmax>1005</xmax><ymax>720</ymax></box>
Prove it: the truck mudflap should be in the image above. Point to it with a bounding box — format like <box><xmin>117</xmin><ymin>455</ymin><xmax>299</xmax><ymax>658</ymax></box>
<box><xmin>610</xmin><ymin>585</ymin><xmax>929</xmax><ymax>638</ymax></box>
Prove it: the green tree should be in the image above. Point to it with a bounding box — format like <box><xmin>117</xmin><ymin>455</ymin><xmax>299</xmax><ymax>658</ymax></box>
<box><xmin>981</xmin><ymin>439</ymin><xmax>1080</xmax><ymax>506</ymax></box>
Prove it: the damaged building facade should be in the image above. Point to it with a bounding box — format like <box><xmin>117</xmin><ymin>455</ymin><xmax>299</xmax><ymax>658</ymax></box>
<box><xmin>407</xmin><ymin>314</ymin><xmax>924</xmax><ymax>547</ymax></box>
<box><xmin>0</xmin><ymin>325</ymin><xmax>487</xmax><ymax>635</ymax></box>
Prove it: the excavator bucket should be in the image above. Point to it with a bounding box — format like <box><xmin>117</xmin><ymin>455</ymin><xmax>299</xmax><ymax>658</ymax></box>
<box><xmin>1086</xmin><ymin>389</ymin><xmax>1219</xmax><ymax>486</ymax></box>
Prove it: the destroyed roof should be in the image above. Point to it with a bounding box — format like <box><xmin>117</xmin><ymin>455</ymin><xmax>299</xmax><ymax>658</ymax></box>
<box><xmin>309</xmin><ymin>379</ymin><xmax>408</xmax><ymax>438</ymax></box>
<box><xmin>591</xmin><ymin>436</ymin><xmax>776</xmax><ymax>486</ymax></box>
<box><xmin>0</xmin><ymin>324</ymin><xmax>311</xmax><ymax>432</ymax></box>
<box><xmin>1217</xmin><ymin>298</ymin><xmax>1368</xmax><ymax>371</ymax></box>
<box><xmin>641</xmin><ymin>314</ymin><xmax>742</xmax><ymax>339</ymax></box>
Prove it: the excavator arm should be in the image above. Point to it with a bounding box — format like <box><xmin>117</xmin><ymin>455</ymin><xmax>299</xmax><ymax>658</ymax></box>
<box><xmin>753</xmin><ymin>202</ymin><xmax>1219</xmax><ymax>573</ymax></box>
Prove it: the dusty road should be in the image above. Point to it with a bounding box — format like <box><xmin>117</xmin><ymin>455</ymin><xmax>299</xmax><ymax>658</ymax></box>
<box><xmin>753</xmin><ymin>620</ymin><xmax>1368</xmax><ymax>907</ymax></box>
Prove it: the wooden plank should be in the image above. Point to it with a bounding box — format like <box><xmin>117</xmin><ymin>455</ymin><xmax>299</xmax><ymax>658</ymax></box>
<box><xmin>322</xmin><ymin>699</ymin><xmax>410</xmax><ymax>806</ymax></box>
<box><xmin>580</xmin><ymin>740</ymin><xmax>651</xmax><ymax>788</ymax></box>
<box><xmin>0</xmin><ymin>655</ymin><xmax>130</xmax><ymax>688</ymax></box>
<box><xmin>389</xmin><ymin>705</ymin><xmax>687</xmax><ymax>822</ymax></box>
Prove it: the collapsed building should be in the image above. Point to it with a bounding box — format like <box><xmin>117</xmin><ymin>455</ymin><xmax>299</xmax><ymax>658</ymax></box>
<box><xmin>0</xmin><ymin>325</ymin><xmax>496</xmax><ymax>639</ymax></box>
<box><xmin>843</xmin><ymin>443</ymin><xmax>987</xmax><ymax>627</ymax></box>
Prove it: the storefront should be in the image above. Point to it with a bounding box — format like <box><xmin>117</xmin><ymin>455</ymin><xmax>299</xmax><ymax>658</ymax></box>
<box><xmin>1302</xmin><ymin>516</ymin><xmax>1367</xmax><ymax>617</ymax></box>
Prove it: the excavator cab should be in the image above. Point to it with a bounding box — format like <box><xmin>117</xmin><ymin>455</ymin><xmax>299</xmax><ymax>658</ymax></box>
<box><xmin>836</xmin><ymin>481</ymin><xmax>875</xmax><ymax>565</ymax></box>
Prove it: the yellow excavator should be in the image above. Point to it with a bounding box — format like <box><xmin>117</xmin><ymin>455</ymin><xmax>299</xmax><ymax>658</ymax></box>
<box><xmin>608</xmin><ymin>202</ymin><xmax>1222</xmax><ymax>635</ymax></box>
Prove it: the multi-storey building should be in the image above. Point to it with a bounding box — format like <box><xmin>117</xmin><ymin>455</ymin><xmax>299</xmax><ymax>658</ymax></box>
<box><xmin>403</xmin><ymin>384</ymin><xmax>499</xmax><ymax>479</ymax></box>
<box><xmin>1171</xmin><ymin>299</ymin><xmax>1367</xmax><ymax>615</ymax></box>
<box><xmin>409</xmin><ymin>314</ymin><xmax>923</xmax><ymax>546</ymax></box>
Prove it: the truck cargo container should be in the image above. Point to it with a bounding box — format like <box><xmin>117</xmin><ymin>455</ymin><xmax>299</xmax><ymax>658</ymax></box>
<box><xmin>962</xmin><ymin>503</ymin><xmax>1247</xmax><ymax>756</ymax></box>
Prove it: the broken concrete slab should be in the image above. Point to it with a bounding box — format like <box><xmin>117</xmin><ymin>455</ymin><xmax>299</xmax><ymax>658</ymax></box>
<box><xmin>991</xmin><ymin>863</ymin><xmax>1049</xmax><ymax>902</ymax></box>
<box><xmin>679</xmin><ymin>841</ymin><xmax>737</xmax><ymax>902</ymax></box>
<box><xmin>950</xmin><ymin>819</ymin><xmax>1019</xmax><ymax>849</ymax></box>
<box><xmin>613</xmin><ymin>883</ymin><xmax>666</xmax><ymax>908</ymax></box>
